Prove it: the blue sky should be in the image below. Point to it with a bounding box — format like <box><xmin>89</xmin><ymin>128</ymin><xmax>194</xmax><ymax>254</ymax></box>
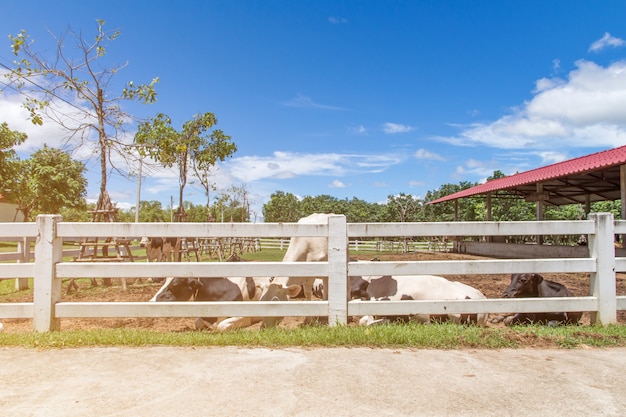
<box><xmin>2</xmin><ymin>1</ymin><xmax>626</xmax><ymax>221</ymax></box>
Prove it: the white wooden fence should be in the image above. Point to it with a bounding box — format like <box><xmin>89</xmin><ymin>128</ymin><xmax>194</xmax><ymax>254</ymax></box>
<box><xmin>0</xmin><ymin>213</ymin><xmax>624</xmax><ymax>332</ymax></box>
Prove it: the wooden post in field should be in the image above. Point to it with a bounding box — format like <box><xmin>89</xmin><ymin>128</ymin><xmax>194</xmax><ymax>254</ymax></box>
<box><xmin>327</xmin><ymin>215</ymin><xmax>348</xmax><ymax>326</ymax></box>
<box><xmin>33</xmin><ymin>215</ymin><xmax>63</xmax><ymax>332</ymax></box>
<box><xmin>588</xmin><ymin>212</ymin><xmax>617</xmax><ymax>324</ymax></box>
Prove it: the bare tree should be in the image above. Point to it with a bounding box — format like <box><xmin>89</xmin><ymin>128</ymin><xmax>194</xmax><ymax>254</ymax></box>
<box><xmin>4</xmin><ymin>19</ymin><xmax>158</xmax><ymax>204</ymax></box>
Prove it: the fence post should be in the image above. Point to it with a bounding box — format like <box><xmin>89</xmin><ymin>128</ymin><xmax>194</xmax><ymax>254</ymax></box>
<box><xmin>33</xmin><ymin>214</ymin><xmax>63</xmax><ymax>332</ymax></box>
<box><xmin>15</xmin><ymin>237</ymin><xmax>31</xmax><ymax>291</ymax></box>
<box><xmin>587</xmin><ymin>212</ymin><xmax>617</xmax><ymax>324</ymax></box>
<box><xmin>327</xmin><ymin>215</ymin><xmax>348</xmax><ymax>326</ymax></box>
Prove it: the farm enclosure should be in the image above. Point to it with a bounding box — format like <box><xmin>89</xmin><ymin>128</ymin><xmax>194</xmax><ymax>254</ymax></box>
<box><xmin>1</xmin><ymin>213</ymin><xmax>625</xmax><ymax>332</ymax></box>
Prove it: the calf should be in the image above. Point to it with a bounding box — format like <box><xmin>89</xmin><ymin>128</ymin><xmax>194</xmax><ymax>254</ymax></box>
<box><xmin>140</xmin><ymin>237</ymin><xmax>180</xmax><ymax>262</ymax></box>
<box><xmin>503</xmin><ymin>273</ymin><xmax>581</xmax><ymax>325</ymax></box>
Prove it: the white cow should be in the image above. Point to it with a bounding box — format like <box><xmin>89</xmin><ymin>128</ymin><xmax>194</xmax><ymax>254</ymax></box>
<box><xmin>270</xmin><ymin>213</ymin><xmax>333</xmax><ymax>301</ymax></box>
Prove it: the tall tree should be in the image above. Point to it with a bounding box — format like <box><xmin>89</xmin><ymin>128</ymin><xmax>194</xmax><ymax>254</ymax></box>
<box><xmin>0</xmin><ymin>123</ymin><xmax>27</xmax><ymax>193</ymax></box>
<box><xmin>5</xmin><ymin>20</ymin><xmax>158</xmax><ymax>200</ymax></box>
<box><xmin>263</xmin><ymin>191</ymin><xmax>301</xmax><ymax>222</ymax></box>
<box><xmin>3</xmin><ymin>145</ymin><xmax>87</xmax><ymax>220</ymax></box>
<box><xmin>134</xmin><ymin>112</ymin><xmax>236</xmax><ymax>221</ymax></box>
<box><xmin>386</xmin><ymin>193</ymin><xmax>422</xmax><ymax>222</ymax></box>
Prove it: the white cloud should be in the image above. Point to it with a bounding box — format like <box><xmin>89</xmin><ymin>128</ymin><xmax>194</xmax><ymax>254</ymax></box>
<box><xmin>329</xmin><ymin>179</ymin><xmax>346</xmax><ymax>188</ymax></box>
<box><xmin>351</xmin><ymin>124</ymin><xmax>367</xmax><ymax>134</ymax></box>
<box><xmin>328</xmin><ymin>17</ymin><xmax>348</xmax><ymax>24</ymax></box>
<box><xmin>533</xmin><ymin>150</ymin><xmax>568</xmax><ymax>165</ymax></box>
<box><xmin>414</xmin><ymin>148</ymin><xmax>445</xmax><ymax>161</ymax></box>
<box><xmin>439</xmin><ymin>60</ymin><xmax>626</xmax><ymax>150</ymax></box>
<box><xmin>0</xmin><ymin>91</ymin><xmax>89</xmax><ymax>155</ymax></box>
<box><xmin>226</xmin><ymin>151</ymin><xmax>403</xmax><ymax>182</ymax></box>
<box><xmin>408</xmin><ymin>180</ymin><xmax>425</xmax><ymax>187</ymax></box>
<box><xmin>382</xmin><ymin>122</ymin><xmax>414</xmax><ymax>134</ymax></box>
<box><xmin>282</xmin><ymin>94</ymin><xmax>347</xmax><ymax>110</ymax></box>
<box><xmin>589</xmin><ymin>32</ymin><xmax>626</xmax><ymax>52</ymax></box>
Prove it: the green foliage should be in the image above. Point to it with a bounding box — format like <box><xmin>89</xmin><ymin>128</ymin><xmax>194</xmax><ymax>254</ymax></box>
<box><xmin>0</xmin><ymin>123</ymin><xmax>27</xmax><ymax>193</ymax></box>
<box><xmin>134</xmin><ymin>112</ymin><xmax>236</xmax><ymax>221</ymax></box>
<box><xmin>3</xmin><ymin>145</ymin><xmax>87</xmax><ymax>220</ymax></box>
<box><xmin>385</xmin><ymin>193</ymin><xmax>422</xmax><ymax>222</ymax></box>
<box><xmin>262</xmin><ymin>191</ymin><xmax>301</xmax><ymax>222</ymax></box>
<box><xmin>1</xmin><ymin>323</ymin><xmax>624</xmax><ymax>349</ymax></box>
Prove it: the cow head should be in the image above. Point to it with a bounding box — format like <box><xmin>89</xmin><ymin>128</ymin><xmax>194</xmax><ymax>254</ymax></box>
<box><xmin>259</xmin><ymin>282</ymin><xmax>302</xmax><ymax>328</ymax></box>
<box><xmin>154</xmin><ymin>277</ymin><xmax>203</xmax><ymax>302</ymax></box>
<box><xmin>504</xmin><ymin>273</ymin><xmax>543</xmax><ymax>298</ymax></box>
<box><xmin>349</xmin><ymin>276</ymin><xmax>370</xmax><ymax>300</ymax></box>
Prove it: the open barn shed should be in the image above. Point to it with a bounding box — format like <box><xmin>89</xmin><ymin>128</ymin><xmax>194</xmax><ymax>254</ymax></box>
<box><xmin>426</xmin><ymin>144</ymin><xmax>626</xmax><ymax>258</ymax></box>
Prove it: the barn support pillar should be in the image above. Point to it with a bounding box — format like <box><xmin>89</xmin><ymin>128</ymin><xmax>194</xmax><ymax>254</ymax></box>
<box><xmin>33</xmin><ymin>214</ymin><xmax>63</xmax><ymax>332</ymax></box>
<box><xmin>535</xmin><ymin>183</ymin><xmax>544</xmax><ymax>245</ymax></box>
<box><xmin>588</xmin><ymin>212</ymin><xmax>617</xmax><ymax>324</ymax></box>
<box><xmin>327</xmin><ymin>214</ymin><xmax>348</xmax><ymax>326</ymax></box>
<box><xmin>619</xmin><ymin>165</ymin><xmax>626</xmax><ymax>240</ymax></box>
<box><xmin>486</xmin><ymin>193</ymin><xmax>493</xmax><ymax>243</ymax></box>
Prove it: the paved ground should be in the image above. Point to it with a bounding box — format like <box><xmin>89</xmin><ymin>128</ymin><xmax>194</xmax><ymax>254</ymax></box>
<box><xmin>1</xmin><ymin>347</ymin><xmax>624</xmax><ymax>417</ymax></box>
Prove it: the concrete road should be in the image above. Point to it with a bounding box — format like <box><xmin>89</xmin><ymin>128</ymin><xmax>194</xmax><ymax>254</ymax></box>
<box><xmin>1</xmin><ymin>347</ymin><xmax>624</xmax><ymax>417</ymax></box>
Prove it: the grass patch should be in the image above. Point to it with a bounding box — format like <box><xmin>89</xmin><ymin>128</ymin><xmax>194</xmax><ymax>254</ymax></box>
<box><xmin>1</xmin><ymin>322</ymin><xmax>625</xmax><ymax>350</ymax></box>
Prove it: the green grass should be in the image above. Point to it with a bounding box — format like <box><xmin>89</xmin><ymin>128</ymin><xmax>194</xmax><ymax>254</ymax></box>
<box><xmin>1</xmin><ymin>323</ymin><xmax>625</xmax><ymax>350</ymax></box>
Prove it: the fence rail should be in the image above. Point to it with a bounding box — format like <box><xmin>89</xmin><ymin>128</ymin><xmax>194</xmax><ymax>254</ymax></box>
<box><xmin>0</xmin><ymin>213</ymin><xmax>624</xmax><ymax>332</ymax></box>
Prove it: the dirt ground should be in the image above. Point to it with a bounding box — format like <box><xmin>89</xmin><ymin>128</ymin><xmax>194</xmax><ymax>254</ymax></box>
<box><xmin>2</xmin><ymin>251</ymin><xmax>625</xmax><ymax>334</ymax></box>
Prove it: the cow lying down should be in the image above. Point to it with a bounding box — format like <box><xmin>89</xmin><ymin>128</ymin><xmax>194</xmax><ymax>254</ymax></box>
<box><xmin>151</xmin><ymin>276</ymin><xmax>300</xmax><ymax>331</ymax></box>
<box><xmin>331</xmin><ymin>274</ymin><xmax>487</xmax><ymax>326</ymax></box>
<box><xmin>502</xmin><ymin>273</ymin><xmax>581</xmax><ymax>325</ymax></box>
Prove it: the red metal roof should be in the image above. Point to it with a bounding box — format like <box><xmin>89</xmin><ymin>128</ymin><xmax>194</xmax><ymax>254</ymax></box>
<box><xmin>427</xmin><ymin>145</ymin><xmax>626</xmax><ymax>206</ymax></box>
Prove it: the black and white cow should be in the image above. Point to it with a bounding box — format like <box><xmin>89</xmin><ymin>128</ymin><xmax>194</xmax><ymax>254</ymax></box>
<box><xmin>151</xmin><ymin>275</ymin><xmax>300</xmax><ymax>331</ymax></box>
<box><xmin>503</xmin><ymin>273</ymin><xmax>581</xmax><ymax>325</ymax></box>
<box><xmin>352</xmin><ymin>274</ymin><xmax>488</xmax><ymax>325</ymax></box>
<box><xmin>140</xmin><ymin>237</ymin><xmax>180</xmax><ymax>262</ymax></box>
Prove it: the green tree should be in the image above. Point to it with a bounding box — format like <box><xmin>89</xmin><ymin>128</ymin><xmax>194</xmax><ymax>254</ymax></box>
<box><xmin>346</xmin><ymin>197</ymin><xmax>385</xmax><ymax>223</ymax></box>
<box><xmin>183</xmin><ymin>201</ymin><xmax>209</xmax><ymax>222</ymax></box>
<box><xmin>262</xmin><ymin>191</ymin><xmax>301</xmax><ymax>222</ymax></box>
<box><xmin>60</xmin><ymin>204</ymin><xmax>92</xmax><ymax>222</ymax></box>
<box><xmin>0</xmin><ymin>123</ymin><xmax>27</xmax><ymax>195</ymax></box>
<box><xmin>4</xmin><ymin>145</ymin><xmax>87</xmax><ymax>220</ymax></box>
<box><xmin>5</xmin><ymin>20</ymin><xmax>158</xmax><ymax>200</ymax></box>
<box><xmin>134</xmin><ymin>112</ymin><xmax>237</xmax><ymax>221</ymax></box>
<box><xmin>300</xmin><ymin>194</ymin><xmax>341</xmax><ymax>216</ymax></box>
<box><xmin>137</xmin><ymin>200</ymin><xmax>168</xmax><ymax>222</ymax></box>
<box><xmin>423</xmin><ymin>181</ymin><xmax>477</xmax><ymax>222</ymax></box>
<box><xmin>386</xmin><ymin>193</ymin><xmax>422</xmax><ymax>222</ymax></box>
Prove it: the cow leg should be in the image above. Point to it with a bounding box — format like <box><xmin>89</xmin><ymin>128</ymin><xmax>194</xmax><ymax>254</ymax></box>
<box><xmin>195</xmin><ymin>317</ymin><xmax>218</xmax><ymax>330</ymax></box>
<box><xmin>216</xmin><ymin>317</ymin><xmax>255</xmax><ymax>331</ymax></box>
<box><xmin>504</xmin><ymin>313</ymin><xmax>534</xmax><ymax>325</ymax></box>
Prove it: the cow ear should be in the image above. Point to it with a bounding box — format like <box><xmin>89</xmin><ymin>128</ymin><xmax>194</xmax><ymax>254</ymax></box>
<box><xmin>287</xmin><ymin>285</ymin><xmax>302</xmax><ymax>298</ymax></box>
